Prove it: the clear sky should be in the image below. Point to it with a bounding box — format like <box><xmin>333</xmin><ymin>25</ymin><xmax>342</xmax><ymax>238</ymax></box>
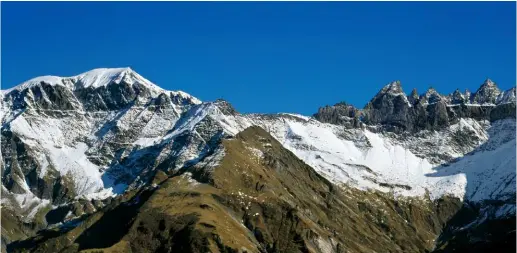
<box><xmin>2</xmin><ymin>2</ymin><xmax>515</xmax><ymax>115</ymax></box>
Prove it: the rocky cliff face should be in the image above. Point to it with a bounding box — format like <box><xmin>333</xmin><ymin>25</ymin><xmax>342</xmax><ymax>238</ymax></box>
<box><xmin>1</xmin><ymin>68</ymin><xmax>201</xmax><ymax>206</ymax></box>
<box><xmin>313</xmin><ymin>102</ymin><xmax>362</xmax><ymax>129</ymax></box>
<box><xmin>315</xmin><ymin>79</ymin><xmax>515</xmax><ymax>133</ymax></box>
<box><xmin>1</xmin><ymin>68</ymin><xmax>515</xmax><ymax>252</ymax></box>
<box><xmin>471</xmin><ymin>79</ymin><xmax>501</xmax><ymax>105</ymax></box>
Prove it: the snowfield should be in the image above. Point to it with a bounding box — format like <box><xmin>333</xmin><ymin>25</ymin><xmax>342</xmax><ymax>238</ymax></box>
<box><xmin>245</xmin><ymin>114</ymin><xmax>515</xmax><ymax>203</ymax></box>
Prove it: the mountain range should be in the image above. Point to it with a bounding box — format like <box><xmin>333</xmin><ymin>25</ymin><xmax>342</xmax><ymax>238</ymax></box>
<box><xmin>1</xmin><ymin>67</ymin><xmax>515</xmax><ymax>253</ymax></box>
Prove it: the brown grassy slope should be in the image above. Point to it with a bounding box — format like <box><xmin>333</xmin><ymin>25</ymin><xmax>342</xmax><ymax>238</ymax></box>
<box><xmin>8</xmin><ymin>126</ymin><xmax>462</xmax><ymax>253</ymax></box>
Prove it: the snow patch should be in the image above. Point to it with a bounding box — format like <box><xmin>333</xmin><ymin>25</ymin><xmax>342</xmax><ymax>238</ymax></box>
<box><xmin>182</xmin><ymin>172</ymin><xmax>199</xmax><ymax>186</ymax></box>
<box><xmin>246</xmin><ymin>146</ymin><xmax>264</xmax><ymax>159</ymax></box>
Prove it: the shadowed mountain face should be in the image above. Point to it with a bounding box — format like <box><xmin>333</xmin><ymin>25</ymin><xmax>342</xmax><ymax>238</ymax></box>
<box><xmin>1</xmin><ymin>68</ymin><xmax>515</xmax><ymax>253</ymax></box>
<box><xmin>425</xmin><ymin>119</ymin><xmax>516</xmax><ymax>252</ymax></box>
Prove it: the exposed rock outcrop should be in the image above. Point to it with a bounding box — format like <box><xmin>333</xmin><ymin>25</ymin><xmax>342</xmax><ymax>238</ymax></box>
<box><xmin>315</xmin><ymin>79</ymin><xmax>516</xmax><ymax>132</ymax></box>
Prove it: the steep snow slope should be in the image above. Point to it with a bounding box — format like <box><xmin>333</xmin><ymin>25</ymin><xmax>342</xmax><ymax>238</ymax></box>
<box><xmin>245</xmin><ymin>114</ymin><xmax>514</xmax><ymax>204</ymax></box>
<box><xmin>7</xmin><ymin>114</ymin><xmax>104</xmax><ymax>195</ymax></box>
<box><xmin>426</xmin><ymin>119</ymin><xmax>516</xmax><ymax>202</ymax></box>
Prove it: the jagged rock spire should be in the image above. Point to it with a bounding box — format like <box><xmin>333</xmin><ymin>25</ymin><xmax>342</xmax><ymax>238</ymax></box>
<box><xmin>316</xmin><ymin>78</ymin><xmax>516</xmax><ymax>135</ymax></box>
<box><xmin>496</xmin><ymin>87</ymin><xmax>517</xmax><ymax>104</ymax></box>
<box><xmin>377</xmin><ymin>80</ymin><xmax>404</xmax><ymax>96</ymax></box>
<box><xmin>408</xmin><ymin>88</ymin><xmax>419</xmax><ymax>105</ymax></box>
<box><xmin>422</xmin><ymin>87</ymin><xmax>443</xmax><ymax>104</ymax></box>
<box><xmin>472</xmin><ymin>78</ymin><xmax>501</xmax><ymax>104</ymax></box>
<box><xmin>450</xmin><ymin>89</ymin><xmax>466</xmax><ymax>104</ymax></box>
<box><xmin>464</xmin><ymin>89</ymin><xmax>472</xmax><ymax>102</ymax></box>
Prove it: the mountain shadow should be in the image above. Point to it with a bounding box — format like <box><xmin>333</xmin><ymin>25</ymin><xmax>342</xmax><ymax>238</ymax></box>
<box><xmin>425</xmin><ymin>119</ymin><xmax>516</xmax><ymax>253</ymax></box>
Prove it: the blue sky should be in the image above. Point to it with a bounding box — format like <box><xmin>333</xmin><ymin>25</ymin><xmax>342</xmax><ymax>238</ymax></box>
<box><xmin>2</xmin><ymin>2</ymin><xmax>515</xmax><ymax>115</ymax></box>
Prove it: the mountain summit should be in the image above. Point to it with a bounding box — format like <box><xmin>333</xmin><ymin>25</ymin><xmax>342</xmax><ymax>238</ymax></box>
<box><xmin>1</xmin><ymin>68</ymin><xmax>515</xmax><ymax>253</ymax></box>
<box><xmin>377</xmin><ymin>80</ymin><xmax>405</xmax><ymax>95</ymax></box>
<box><xmin>4</xmin><ymin>67</ymin><xmax>146</xmax><ymax>92</ymax></box>
<box><xmin>2</xmin><ymin>67</ymin><xmax>201</xmax><ymax>113</ymax></box>
<box><xmin>471</xmin><ymin>78</ymin><xmax>502</xmax><ymax>105</ymax></box>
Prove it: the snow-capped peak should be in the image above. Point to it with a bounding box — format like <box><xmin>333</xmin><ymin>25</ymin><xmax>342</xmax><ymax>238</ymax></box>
<box><xmin>75</xmin><ymin>67</ymin><xmax>137</xmax><ymax>89</ymax></box>
<box><xmin>2</xmin><ymin>67</ymin><xmax>201</xmax><ymax>104</ymax></box>
<box><xmin>3</xmin><ymin>67</ymin><xmax>146</xmax><ymax>93</ymax></box>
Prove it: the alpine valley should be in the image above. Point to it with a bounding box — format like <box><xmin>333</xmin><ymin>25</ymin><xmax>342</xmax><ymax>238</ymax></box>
<box><xmin>1</xmin><ymin>68</ymin><xmax>515</xmax><ymax>253</ymax></box>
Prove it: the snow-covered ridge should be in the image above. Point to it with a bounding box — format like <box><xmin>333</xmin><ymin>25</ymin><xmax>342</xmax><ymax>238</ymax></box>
<box><xmin>77</xmin><ymin>67</ymin><xmax>148</xmax><ymax>89</ymax></box>
<box><xmin>1</xmin><ymin>67</ymin><xmax>201</xmax><ymax>104</ymax></box>
<box><xmin>3</xmin><ymin>67</ymin><xmax>128</xmax><ymax>93</ymax></box>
